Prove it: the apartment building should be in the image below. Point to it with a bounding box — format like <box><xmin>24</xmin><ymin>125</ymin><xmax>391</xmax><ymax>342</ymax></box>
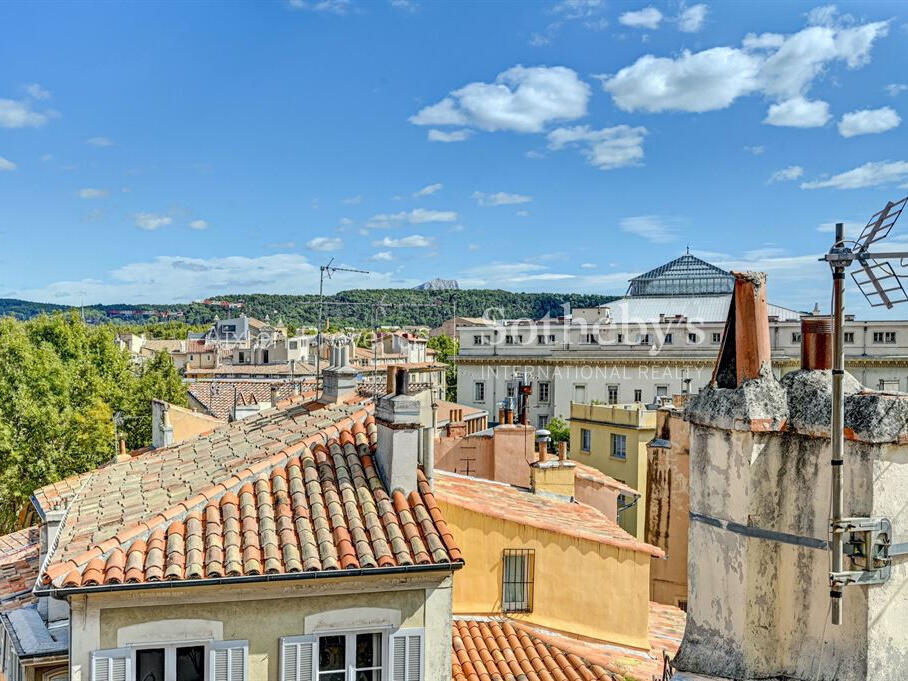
<box><xmin>455</xmin><ymin>254</ymin><xmax>908</xmax><ymax>426</ymax></box>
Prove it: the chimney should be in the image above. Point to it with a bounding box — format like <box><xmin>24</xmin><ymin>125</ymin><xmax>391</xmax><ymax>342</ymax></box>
<box><xmin>151</xmin><ymin>400</ymin><xmax>174</xmax><ymax>448</ymax></box>
<box><xmin>537</xmin><ymin>440</ymin><xmax>548</xmax><ymax>462</ymax></box>
<box><xmin>119</xmin><ymin>438</ymin><xmax>127</xmax><ymax>457</ymax></box>
<box><xmin>321</xmin><ymin>344</ymin><xmax>358</xmax><ymax>404</ymax></box>
<box><xmin>38</xmin><ymin>509</ymin><xmax>69</xmax><ymax>624</ymax></box>
<box><xmin>557</xmin><ymin>441</ymin><xmax>568</xmax><ymax>461</ymax></box>
<box><xmin>386</xmin><ymin>365</ymin><xmax>399</xmax><ymax>395</ymax></box>
<box><xmin>375</xmin><ymin>369</ymin><xmax>421</xmax><ymax>494</ymax></box>
<box><xmin>712</xmin><ymin>271</ymin><xmax>772</xmax><ymax>388</ymax></box>
<box><xmin>420</xmin><ymin>399</ymin><xmax>438</xmax><ymax>489</ymax></box>
<box><xmin>270</xmin><ymin>384</ymin><xmax>279</xmax><ymax>407</ymax></box>
<box><xmin>498</xmin><ymin>405</ymin><xmax>505</xmax><ymax>424</ymax></box>
<box><xmin>801</xmin><ymin>316</ymin><xmax>833</xmax><ymax>370</ymax></box>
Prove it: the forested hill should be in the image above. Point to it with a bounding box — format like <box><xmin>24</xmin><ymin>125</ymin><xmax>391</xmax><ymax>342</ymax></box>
<box><xmin>0</xmin><ymin>289</ymin><xmax>619</xmax><ymax>328</ymax></box>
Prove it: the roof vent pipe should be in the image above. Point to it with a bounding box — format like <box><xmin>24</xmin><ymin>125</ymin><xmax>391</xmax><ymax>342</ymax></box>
<box><xmin>801</xmin><ymin>316</ymin><xmax>834</xmax><ymax>370</ymax></box>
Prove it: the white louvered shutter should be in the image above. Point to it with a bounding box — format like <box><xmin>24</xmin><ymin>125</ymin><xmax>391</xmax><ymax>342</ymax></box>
<box><xmin>91</xmin><ymin>649</ymin><xmax>131</xmax><ymax>681</ymax></box>
<box><xmin>279</xmin><ymin>636</ymin><xmax>316</xmax><ymax>681</ymax></box>
<box><xmin>209</xmin><ymin>640</ymin><xmax>248</xmax><ymax>681</ymax></box>
<box><xmin>389</xmin><ymin>629</ymin><xmax>423</xmax><ymax>681</ymax></box>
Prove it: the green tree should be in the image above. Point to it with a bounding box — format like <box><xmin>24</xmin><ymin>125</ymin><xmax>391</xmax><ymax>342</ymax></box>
<box><xmin>545</xmin><ymin>416</ymin><xmax>570</xmax><ymax>443</ymax></box>
<box><xmin>427</xmin><ymin>334</ymin><xmax>459</xmax><ymax>401</ymax></box>
<box><xmin>120</xmin><ymin>350</ymin><xmax>188</xmax><ymax>450</ymax></box>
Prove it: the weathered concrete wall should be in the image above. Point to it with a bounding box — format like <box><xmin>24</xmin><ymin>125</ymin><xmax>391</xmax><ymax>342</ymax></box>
<box><xmin>646</xmin><ymin>408</ymin><xmax>690</xmax><ymax>608</ymax></box>
<box><xmin>675</xmin><ymin>370</ymin><xmax>908</xmax><ymax>681</ymax></box>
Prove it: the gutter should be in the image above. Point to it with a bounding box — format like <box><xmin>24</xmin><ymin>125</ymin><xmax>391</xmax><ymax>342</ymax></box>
<box><xmin>37</xmin><ymin>561</ymin><xmax>463</xmax><ymax>599</ymax></box>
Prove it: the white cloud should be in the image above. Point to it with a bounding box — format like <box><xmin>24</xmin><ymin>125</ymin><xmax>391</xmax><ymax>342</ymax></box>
<box><xmin>87</xmin><ymin>136</ymin><xmax>114</xmax><ymax>147</ymax></box>
<box><xmin>24</xmin><ymin>83</ymin><xmax>51</xmax><ymax>100</ymax></box>
<box><xmin>801</xmin><ymin>161</ymin><xmax>908</xmax><ymax>190</ymax></box>
<box><xmin>370</xmin><ymin>251</ymin><xmax>394</xmax><ymax>261</ymax></box>
<box><xmin>371</xmin><ymin>235</ymin><xmax>433</xmax><ymax>248</ymax></box>
<box><xmin>678</xmin><ymin>4</ymin><xmax>707</xmax><ymax>32</ymax></box>
<box><xmin>366</xmin><ymin>208</ymin><xmax>457</xmax><ymax>228</ymax></box>
<box><xmin>764</xmin><ymin>97</ymin><xmax>830</xmax><ymax>127</ymax></box>
<box><xmin>6</xmin><ymin>254</ymin><xmax>396</xmax><ymax>306</ymax></box>
<box><xmin>547</xmin><ymin>124</ymin><xmax>647</xmax><ymax>169</ymax></box>
<box><xmin>619</xmin><ymin>7</ymin><xmax>662</xmax><ymax>30</ymax></box>
<box><xmin>838</xmin><ymin>106</ymin><xmax>901</xmax><ymax>137</ymax></box>
<box><xmin>0</xmin><ymin>99</ymin><xmax>49</xmax><ymax>128</ymax></box>
<box><xmin>472</xmin><ymin>191</ymin><xmax>532</xmax><ymax>206</ymax></box>
<box><xmin>601</xmin><ymin>17</ymin><xmax>889</xmax><ymax>116</ymax></box>
<box><xmin>342</xmin><ymin>195</ymin><xmax>362</xmax><ymax>204</ymax></box>
<box><xmin>553</xmin><ymin>0</ymin><xmax>602</xmax><ymax>18</ymax></box>
<box><xmin>0</xmin><ymin>156</ymin><xmax>16</xmax><ymax>171</ymax></box>
<box><xmin>414</xmin><ymin>183</ymin><xmax>442</xmax><ymax>197</ymax></box>
<box><xmin>580</xmin><ymin>262</ymin><xmax>598</xmax><ymax>269</ymax></box>
<box><xmin>427</xmin><ymin>128</ymin><xmax>473</xmax><ymax>142</ymax></box>
<box><xmin>189</xmin><ymin>219</ymin><xmax>209</xmax><ymax>230</ymax></box>
<box><xmin>744</xmin><ymin>145</ymin><xmax>765</xmax><ymax>155</ymax></box>
<box><xmin>78</xmin><ymin>188</ymin><xmax>108</xmax><ymax>199</ymax></box>
<box><xmin>768</xmin><ymin>165</ymin><xmax>804</xmax><ymax>183</ymax></box>
<box><xmin>390</xmin><ymin>0</ymin><xmax>417</xmax><ymax>11</ymax></box>
<box><xmin>806</xmin><ymin>5</ymin><xmax>839</xmax><ymax>27</ymax></box>
<box><xmin>133</xmin><ymin>212</ymin><xmax>173</xmax><ymax>230</ymax></box>
<box><xmin>306</xmin><ymin>236</ymin><xmax>343</xmax><ymax>251</ymax></box>
<box><xmin>619</xmin><ymin>215</ymin><xmax>678</xmax><ymax>243</ymax></box>
<box><xmin>885</xmin><ymin>83</ymin><xmax>908</xmax><ymax>97</ymax></box>
<box><xmin>529</xmin><ymin>33</ymin><xmax>551</xmax><ymax>47</ymax></box>
<box><xmin>410</xmin><ymin>65</ymin><xmax>590</xmax><ymax>134</ymax></box>
<box><xmin>287</xmin><ymin>0</ymin><xmax>350</xmax><ymax>13</ymax></box>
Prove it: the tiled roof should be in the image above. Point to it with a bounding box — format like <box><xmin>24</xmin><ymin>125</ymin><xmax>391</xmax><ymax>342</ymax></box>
<box><xmin>187</xmin><ymin>363</ymin><xmax>316</xmax><ymax>376</ymax></box>
<box><xmin>39</xmin><ymin>399</ymin><xmax>462</xmax><ymax>590</ymax></box>
<box><xmin>572</xmin><ymin>462</ymin><xmax>639</xmax><ymax>496</ymax></box>
<box><xmin>185</xmin><ymin>340</ymin><xmax>215</xmax><ymax>353</ymax></box>
<box><xmin>141</xmin><ymin>339</ymin><xmax>184</xmax><ymax>353</ymax></box>
<box><xmin>435</xmin><ymin>400</ymin><xmax>485</xmax><ymax>423</ymax></box>
<box><xmin>0</xmin><ymin>527</ymin><xmax>40</xmax><ymax>611</ymax></box>
<box><xmin>511</xmin><ymin>602</ymin><xmax>686</xmax><ymax>680</ymax></box>
<box><xmin>188</xmin><ymin>381</ymin><xmax>316</xmax><ymax>420</ymax></box>
<box><xmin>434</xmin><ymin>471</ymin><xmax>663</xmax><ymax>558</ymax></box>
<box><xmin>451</xmin><ymin>619</ymin><xmax>618</xmax><ymax>681</ymax></box>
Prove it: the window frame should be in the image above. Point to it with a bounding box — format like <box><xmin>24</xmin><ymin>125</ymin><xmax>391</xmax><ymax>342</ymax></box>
<box><xmin>611</xmin><ymin>433</ymin><xmax>627</xmax><ymax>460</ymax></box>
<box><xmin>607</xmin><ymin>385</ymin><xmax>619</xmax><ymax>405</ymax></box>
<box><xmin>537</xmin><ymin>381</ymin><xmax>550</xmax><ymax>404</ymax></box>
<box><xmin>580</xmin><ymin>428</ymin><xmax>591</xmax><ymax>452</ymax></box>
<box><xmin>316</xmin><ymin>631</ymin><xmax>385</xmax><ymax>680</ymax></box>
<box><xmin>711</xmin><ymin>332</ymin><xmax>721</xmax><ymax>343</ymax></box>
<box><xmin>501</xmin><ymin>549</ymin><xmax>535</xmax><ymax>613</ymax></box>
<box><xmin>473</xmin><ymin>381</ymin><xmax>485</xmax><ymax>402</ymax></box>
<box><xmin>129</xmin><ymin>640</ymin><xmax>210</xmax><ymax>681</ymax></box>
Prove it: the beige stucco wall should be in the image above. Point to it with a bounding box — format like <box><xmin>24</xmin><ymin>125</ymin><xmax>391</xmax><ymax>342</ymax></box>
<box><xmin>68</xmin><ymin>572</ymin><xmax>453</xmax><ymax>681</ymax></box>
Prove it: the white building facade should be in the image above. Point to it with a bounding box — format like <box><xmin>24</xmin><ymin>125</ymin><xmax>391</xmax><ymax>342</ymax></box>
<box><xmin>455</xmin><ymin>255</ymin><xmax>908</xmax><ymax>427</ymax></box>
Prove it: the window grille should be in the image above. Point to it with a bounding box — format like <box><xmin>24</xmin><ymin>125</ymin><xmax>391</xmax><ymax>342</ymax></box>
<box><xmin>502</xmin><ymin>549</ymin><xmax>534</xmax><ymax>613</ymax></box>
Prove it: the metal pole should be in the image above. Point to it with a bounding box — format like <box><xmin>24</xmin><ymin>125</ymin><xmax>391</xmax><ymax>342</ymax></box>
<box><xmin>316</xmin><ymin>266</ymin><xmax>325</xmax><ymax>400</ymax></box>
<box><xmin>831</xmin><ymin>221</ymin><xmax>846</xmax><ymax>625</ymax></box>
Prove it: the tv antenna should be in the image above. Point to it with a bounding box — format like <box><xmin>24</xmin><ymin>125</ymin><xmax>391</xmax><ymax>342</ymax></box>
<box><xmin>821</xmin><ymin>195</ymin><xmax>908</xmax><ymax>625</ymax></box>
<box><xmin>316</xmin><ymin>258</ymin><xmax>369</xmax><ymax>399</ymax></box>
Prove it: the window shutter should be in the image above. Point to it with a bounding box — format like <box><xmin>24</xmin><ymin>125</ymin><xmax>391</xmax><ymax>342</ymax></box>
<box><xmin>279</xmin><ymin>636</ymin><xmax>315</xmax><ymax>681</ymax></box>
<box><xmin>389</xmin><ymin>629</ymin><xmax>423</xmax><ymax>681</ymax></box>
<box><xmin>210</xmin><ymin>640</ymin><xmax>248</xmax><ymax>681</ymax></box>
<box><xmin>91</xmin><ymin>649</ymin><xmax>131</xmax><ymax>681</ymax></box>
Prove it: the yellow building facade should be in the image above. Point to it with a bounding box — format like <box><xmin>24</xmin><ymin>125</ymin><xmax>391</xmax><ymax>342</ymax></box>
<box><xmin>569</xmin><ymin>402</ymin><xmax>657</xmax><ymax>538</ymax></box>
<box><xmin>434</xmin><ymin>468</ymin><xmax>662</xmax><ymax>649</ymax></box>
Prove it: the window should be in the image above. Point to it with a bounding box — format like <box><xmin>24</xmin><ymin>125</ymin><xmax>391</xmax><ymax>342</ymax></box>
<box><xmin>844</xmin><ymin>332</ymin><xmax>854</xmax><ymax>344</ymax></box>
<box><xmin>289</xmin><ymin>340</ymin><xmax>298</xmax><ymax>349</ymax></box>
<box><xmin>505</xmin><ymin>335</ymin><xmax>514</xmax><ymax>345</ymax></box>
<box><xmin>189</xmin><ymin>355</ymin><xmax>194</xmax><ymax>361</ymax></box>
<box><xmin>584</xmin><ymin>333</ymin><xmax>597</xmax><ymax>344</ymax></box>
<box><xmin>873</xmin><ymin>331</ymin><xmax>897</xmax><ymax>344</ymax></box>
<box><xmin>262</xmin><ymin>350</ymin><xmax>269</xmax><ymax>364</ymax></box>
<box><xmin>536</xmin><ymin>334</ymin><xmax>546</xmax><ymax>344</ymax></box>
<box><xmin>238</xmin><ymin>351</ymin><xmax>246</xmax><ymax>363</ymax></box>
<box><xmin>616</xmin><ymin>333</ymin><xmax>624</xmax><ymax>344</ymax></box>
<box><xmin>506</xmin><ymin>385</ymin><xmax>515</xmax><ymax>398</ymax></box>
<box><xmin>502</xmin><ymin>549</ymin><xmax>534</xmax><ymax>613</ymax></box>
<box><xmin>548</xmin><ymin>334</ymin><xmax>555</xmax><ymax>343</ymax></box>
<box><xmin>538</xmin><ymin>415</ymin><xmax>548</xmax><ymax>429</ymax></box>
<box><xmin>712</xmin><ymin>332</ymin><xmax>721</xmax><ymax>343</ymax></box>
<box><xmin>633</xmin><ymin>389</ymin><xmax>642</xmax><ymax>402</ymax></box>
<box><xmin>573</xmin><ymin>384</ymin><xmax>586</xmax><ymax>403</ymax></box>
<box><xmin>687</xmin><ymin>332</ymin><xmax>698</xmax><ymax>344</ymax></box>
<box><xmin>639</xmin><ymin>333</ymin><xmax>651</xmax><ymax>345</ymax></box>
<box><xmin>580</xmin><ymin>428</ymin><xmax>591</xmax><ymax>452</ymax></box>
<box><xmin>791</xmin><ymin>332</ymin><xmax>801</xmax><ymax>343</ymax></box>
<box><xmin>656</xmin><ymin>385</ymin><xmax>668</xmax><ymax>399</ymax></box>
<box><xmin>474</xmin><ymin>335</ymin><xmax>482</xmax><ymax>345</ymax></box>
<box><xmin>473</xmin><ymin>382</ymin><xmax>485</xmax><ymax>402</ymax></box>
<box><xmin>880</xmin><ymin>379</ymin><xmax>900</xmax><ymax>392</ymax></box>
<box><xmin>93</xmin><ymin>641</ymin><xmax>247</xmax><ymax>681</ymax></box>
<box><xmin>317</xmin><ymin>633</ymin><xmax>381</xmax><ymax>680</ymax></box>
<box><xmin>611</xmin><ymin>433</ymin><xmax>627</xmax><ymax>460</ymax></box>
<box><xmin>607</xmin><ymin>385</ymin><xmax>619</xmax><ymax>404</ymax></box>
<box><xmin>538</xmin><ymin>381</ymin><xmax>550</xmax><ymax>403</ymax></box>
<box><xmin>664</xmin><ymin>333</ymin><xmax>673</xmax><ymax>345</ymax></box>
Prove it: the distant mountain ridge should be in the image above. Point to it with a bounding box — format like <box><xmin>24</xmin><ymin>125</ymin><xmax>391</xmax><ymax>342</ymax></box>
<box><xmin>414</xmin><ymin>279</ymin><xmax>459</xmax><ymax>291</ymax></box>
<box><xmin>0</xmin><ymin>289</ymin><xmax>619</xmax><ymax>329</ymax></box>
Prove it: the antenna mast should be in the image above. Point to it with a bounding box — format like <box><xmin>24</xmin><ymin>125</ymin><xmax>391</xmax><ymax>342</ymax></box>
<box><xmin>821</xmin><ymin>196</ymin><xmax>908</xmax><ymax>625</ymax></box>
<box><xmin>316</xmin><ymin>258</ymin><xmax>370</xmax><ymax>399</ymax></box>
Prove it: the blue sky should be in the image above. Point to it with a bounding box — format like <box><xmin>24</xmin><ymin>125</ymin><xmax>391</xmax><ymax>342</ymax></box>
<box><xmin>1</xmin><ymin>1</ymin><xmax>908</xmax><ymax>316</ymax></box>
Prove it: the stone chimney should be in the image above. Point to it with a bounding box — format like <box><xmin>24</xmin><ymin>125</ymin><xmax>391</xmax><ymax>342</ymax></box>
<box><xmin>38</xmin><ymin>508</ymin><xmax>69</xmax><ymax>624</ymax></box>
<box><xmin>270</xmin><ymin>384</ymin><xmax>279</xmax><ymax>408</ymax></box>
<box><xmin>674</xmin><ymin>269</ymin><xmax>908</xmax><ymax>681</ymax></box>
<box><xmin>375</xmin><ymin>369</ymin><xmax>421</xmax><ymax>494</ymax></box>
<box><xmin>712</xmin><ymin>271</ymin><xmax>772</xmax><ymax>389</ymax></box>
<box><xmin>321</xmin><ymin>344</ymin><xmax>358</xmax><ymax>404</ymax></box>
<box><xmin>151</xmin><ymin>399</ymin><xmax>174</xmax><ymax>448</ymax></box>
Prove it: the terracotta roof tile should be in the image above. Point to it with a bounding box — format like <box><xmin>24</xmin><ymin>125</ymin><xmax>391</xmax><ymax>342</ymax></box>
<box><xmin>0</xmin><ymin>527</ymin><xmax>40</xmax><ymax>610</ymax></box>
<box><xmin>434</xmin><ymin>470</ymin><xmax>663</xmax><ymax>559</ymax></box>
<box><xmin>451</xmin><ymin>619</ymin><xmax>619</xmax><ymax>681</ymax></box>
<box><xmin>41</xmin><ymin>402</ymin><xmax>462</xmax><ymax>589</ymax></box>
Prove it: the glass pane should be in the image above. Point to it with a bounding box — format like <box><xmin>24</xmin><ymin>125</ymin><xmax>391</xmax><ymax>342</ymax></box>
<box><xmin>319</xmin><ymin>635</ymin><xmax>346</xmax><ymax>672</ymax></box>
<box><xmin>355</xmin><ymin>671</ymin><xmax>380</xmax><ymax>681</ymax></box>
<box><xmin>355</xmin><ymin>633</ymin><xmax>381</xmax><ymax>669</ymax></box>
<box><xmin>318</xmin><ymin>674</ymin><xmax>345</xmax><ymax>681</ymax></box>
<box><xmin>136</xmin><ymin>648</ymin><xmax>165</xmax><ymax>681</ymax></box>
<box><xmin>176</xmin><ymin>646</ymin><xmax>205</xmax><ymax>681</ymax></box>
